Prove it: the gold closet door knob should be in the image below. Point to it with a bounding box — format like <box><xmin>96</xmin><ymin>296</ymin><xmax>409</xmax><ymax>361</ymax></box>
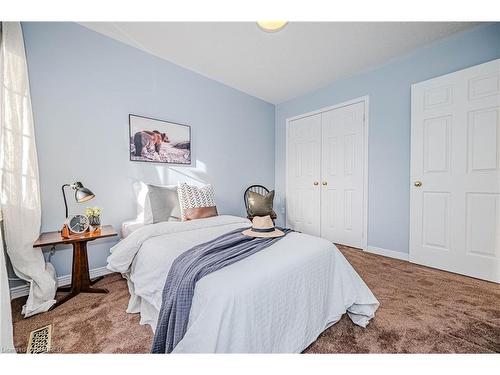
<box><xmin>414</xmin><ymin>181</ymin><xmax>422</xmax><ymax>187</ymax></box>
<box><xmin>322</xmin><ymin>181</ymin><xmax>328</xmax><ymax>186</ymax></box>
<box><xmin>313</xmin><ymin>181</ymin><xmax>319</xmax><ymax>186</ymax></box>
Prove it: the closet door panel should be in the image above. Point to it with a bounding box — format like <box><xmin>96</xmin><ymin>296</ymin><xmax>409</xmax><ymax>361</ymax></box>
<box><xmin>286</xmin><ymin>114</ymin><xmax>321</xmax><ymax>236</ymax></box>
<box><xmin>321</xmin><ymin>102</ymin><xmax>365</xmax><ymax>248</ymax></box>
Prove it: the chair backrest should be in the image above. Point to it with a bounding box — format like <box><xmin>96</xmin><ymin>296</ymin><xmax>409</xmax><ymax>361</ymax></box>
<box><xmin>244</xmin><ymin>185</ymin><xmax>270</xmax><ymax>214</ymax></box>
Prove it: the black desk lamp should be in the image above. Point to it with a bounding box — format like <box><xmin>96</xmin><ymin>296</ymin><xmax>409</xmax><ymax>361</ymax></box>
<box><xmin>61</xmin><ymin>181</ymin><xmax>95</xmax><ymax>218</ymax></box>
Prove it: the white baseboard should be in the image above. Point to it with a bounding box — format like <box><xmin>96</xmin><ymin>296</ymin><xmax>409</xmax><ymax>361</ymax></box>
<box><xmin>9</xmin><ymin>266</ymin><xmax>113</xmax><ymax>300</ymax></box>
<box><xmin>365</xmin><ymin>246</ymin><xmax>409</xmax><ymax>261</ymax></box>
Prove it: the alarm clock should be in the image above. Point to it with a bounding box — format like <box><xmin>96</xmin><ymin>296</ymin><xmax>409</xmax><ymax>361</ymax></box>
<box><xmin>61</xmin><ymin>214</ymin><xmax>90</xmax><ymax>238</ymax></box>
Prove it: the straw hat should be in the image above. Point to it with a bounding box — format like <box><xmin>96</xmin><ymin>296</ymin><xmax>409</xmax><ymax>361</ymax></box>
<box><xmin>242</xmin><ymin>215</ymin><xmax>284</xmax><ymax>238</ymax></box>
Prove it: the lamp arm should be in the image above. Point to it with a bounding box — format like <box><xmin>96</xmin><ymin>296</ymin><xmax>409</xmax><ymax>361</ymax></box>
<box><xmin>61</xmin><ymin>184</ymin><xmax>71</xmax><ymax>218</ymax></box>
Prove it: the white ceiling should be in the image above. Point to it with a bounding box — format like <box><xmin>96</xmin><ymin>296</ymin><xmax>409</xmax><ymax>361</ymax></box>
<box><xmin>81</xmin><ymin>22</ymin><xmax>479</xmax><ymax>104</ymax></box>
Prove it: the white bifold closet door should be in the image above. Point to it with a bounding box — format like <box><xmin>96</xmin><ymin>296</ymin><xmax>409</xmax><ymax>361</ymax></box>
<box><xmin>321</xmin><ymin>102</ymin><xmax>365</xmax><ymax>248</ymax></box>
<box><xmin>410</xmin><ymin>58</ymin><xmax>500</xmax><ymax>283</ymax></box>
<box><xmin>286</xmin><ymin>101</ymin><xmax>365</xmax><ymax>248</ymax></box>
<box><xmin>287</xmin><ymin>114</ymin><xmax>322</xmax><ymax>236</ymax></box>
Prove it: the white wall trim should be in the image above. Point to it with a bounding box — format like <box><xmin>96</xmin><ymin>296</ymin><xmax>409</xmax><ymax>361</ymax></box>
<box><xmin>285</xmin><ymin>95</ymin><xmax>370</xmax><ymax>251</ymax></box>
<box><xmin>366</xmin><ymin>246</ymin><xmax>409</xmax><ymax>261</ymax></box>
<box><xmin>9</xmin><ymin>266</ymin><xmax>114</xmax><ymax>300</ymax></box>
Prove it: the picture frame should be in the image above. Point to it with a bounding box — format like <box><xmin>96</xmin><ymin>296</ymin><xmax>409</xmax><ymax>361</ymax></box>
<box><xmin>129</xmin><ymin>114</ymin><xmax>191</xmax><ymax>165</ymax></box>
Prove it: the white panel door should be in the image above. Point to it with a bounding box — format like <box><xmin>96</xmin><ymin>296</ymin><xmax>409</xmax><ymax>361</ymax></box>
<box><xmin>286</xmin><ymin>114</ymin><xmax>321</xmax><ymax>236</ymax></box>
<box><xmin>411</xmin><ymin>58</ymin><xmax>500</xmax><ymax>283</ymax></box>
<box><xmin>321</xmin><ymin>102</ymin><xmax>365</xmax><ymax>248</ymax></box>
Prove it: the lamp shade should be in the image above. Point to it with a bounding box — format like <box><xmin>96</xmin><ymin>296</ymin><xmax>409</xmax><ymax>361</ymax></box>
<box><xmin>73</xmin><ymin>182</ymin><xmax>95</xmax><ymax>203</ymax></box>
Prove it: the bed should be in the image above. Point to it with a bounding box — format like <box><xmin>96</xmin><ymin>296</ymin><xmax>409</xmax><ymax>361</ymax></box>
<box><xmin>107</xmin><ymin>215</ymin><xmax>379</xmax><ymax>353</ymax></box>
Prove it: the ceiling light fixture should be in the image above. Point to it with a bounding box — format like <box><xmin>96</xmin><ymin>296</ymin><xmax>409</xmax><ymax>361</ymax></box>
<box><xmin>256</xmin><ymin>21</ymin><xmax>288</xmax><ymax>33</ymax></box>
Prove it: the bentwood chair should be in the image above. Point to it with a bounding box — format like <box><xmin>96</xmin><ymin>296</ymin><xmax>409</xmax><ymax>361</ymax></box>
<box><xmin>243</xmin><ymin>185</ymin><xmax>277</xmax><ymax>221</ymax></box>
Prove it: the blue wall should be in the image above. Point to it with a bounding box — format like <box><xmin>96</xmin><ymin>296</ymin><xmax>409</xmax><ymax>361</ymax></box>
<box><xmin>22</xmin><ymin>22</ymin><xmax>275</xmax><ymax>277</ymax></box>
<box><xmin>275</xmin><ymin>23</ymin><xmax>500</xmax><ymax>254</ymax></box>
<box><xmin>19</xmin><ymin>22</ymin><xmax>500</xmax><ymax>281</ymax></box>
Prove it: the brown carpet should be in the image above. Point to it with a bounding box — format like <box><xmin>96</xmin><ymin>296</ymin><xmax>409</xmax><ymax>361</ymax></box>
<box><xmin>11</xmin><ymin>246</ymin><xmax>500</xmax><ymax>353</ymax></box>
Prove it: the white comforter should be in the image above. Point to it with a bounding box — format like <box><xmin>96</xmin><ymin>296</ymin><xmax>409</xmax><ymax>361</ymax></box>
<box><xmin>107</xmin><ymin>215</ymin><xmax>379</xmax><ymax>353</ymax></box>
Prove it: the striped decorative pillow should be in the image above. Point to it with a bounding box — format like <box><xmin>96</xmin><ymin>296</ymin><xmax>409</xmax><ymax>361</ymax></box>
<box><xmin>177</xmin><ymin>182</ymin><xmax>216</xmax><ymax>221</ymax></box>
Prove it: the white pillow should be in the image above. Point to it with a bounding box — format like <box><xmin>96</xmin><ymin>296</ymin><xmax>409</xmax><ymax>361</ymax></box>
<box><xmin>133</xmin><ymin>181</ymin><xmax>181</xmax><ymax>224</ymax></box>
<box><xmin>177</xmin><ymin>182</ymin><xmax>216</xmax><ymax>221</ymax></box>
<box><xmin>133</xmin><ymin>181</ymin><xmax>151</xmax><ymax>223</ymax></box>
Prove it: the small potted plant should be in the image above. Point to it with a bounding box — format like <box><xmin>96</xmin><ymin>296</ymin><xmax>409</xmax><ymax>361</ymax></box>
<box><xmin>85</xmin><ymin>206</ymin><xmax>103</xmax><ymax>229</ymax></box>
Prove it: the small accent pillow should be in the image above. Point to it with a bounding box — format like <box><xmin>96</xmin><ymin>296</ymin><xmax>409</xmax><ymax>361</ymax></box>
<box><xmin>177</xmin><ymin>182</ymin><xmax>217</xmax><ymax>221</ymax></box>
<box><xmin>248</xmin><ymin>190</ymin><xmax>275</xmax><ymax>216</ymax></box>
<box><xmin>183</xmin><ymin>206</ymin><xmax>218</xmax><ymax>221</ymax></box>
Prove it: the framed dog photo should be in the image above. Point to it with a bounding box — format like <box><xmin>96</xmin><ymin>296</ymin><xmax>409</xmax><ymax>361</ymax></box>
<box><xmin>129</xmin><ymin>114</ymin><xmax>191</xmax><ymax>165</ymax></box>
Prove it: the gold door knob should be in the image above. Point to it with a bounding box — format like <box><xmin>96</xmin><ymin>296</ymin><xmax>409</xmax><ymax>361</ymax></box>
<box><xmin>414</xmin><ymin>181</ymin><xmax>422</xmax><ymax>187</ymax></box>
<box><xmin>313</xmin><ymin>181</ymin><xmax>319</xmax><ymax>186</ymax></box>
<box><xmin>322</xmin><ymin>181</ymin><xmax>328</xmax><ymax>186</ymax></box>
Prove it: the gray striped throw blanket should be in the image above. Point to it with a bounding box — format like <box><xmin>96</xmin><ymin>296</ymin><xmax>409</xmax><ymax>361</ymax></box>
<box><xmin>151</xmin><ymin>226</ymin><xmax>292</xmax><ymax>353</ymax></box>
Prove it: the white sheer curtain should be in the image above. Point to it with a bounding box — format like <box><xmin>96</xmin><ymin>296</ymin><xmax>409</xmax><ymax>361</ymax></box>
<box><xmin>0</xmin><ymin>23</ymin><xmax>15</xmax><ymax>354</ymax></box>
<box><xmin>0</xmin><ymin>221</ymin><xmax>15</xmax><ymax>353</ymax></box>
<box><xmin>0</xmin><ymin>22</ymin><xmax>56</xmax><ymax>317</ymax></box>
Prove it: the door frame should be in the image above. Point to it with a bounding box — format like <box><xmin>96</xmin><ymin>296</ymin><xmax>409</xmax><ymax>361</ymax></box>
<box><xmin>285</xmin><ymin>95</ymin><xmax>370</xmax><ymax>251</ymax></box>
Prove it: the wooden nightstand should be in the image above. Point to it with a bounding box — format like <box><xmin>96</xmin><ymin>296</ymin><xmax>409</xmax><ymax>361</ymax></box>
<box><xmin>33</xmin><ymin>225</ymin><xmax>118</xmax><ymax>309</ymax></box>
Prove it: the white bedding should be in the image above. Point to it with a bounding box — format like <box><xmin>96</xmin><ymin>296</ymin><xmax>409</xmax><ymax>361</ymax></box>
<box><xmin>121</xmin><ymin>218</ymin><xmax>145</xmax><ymax>238</ymax></box>
<box><xmin>107</xmin><ymin>215</ymin><xmax>379</xmax><ymax>353</ymax></box>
